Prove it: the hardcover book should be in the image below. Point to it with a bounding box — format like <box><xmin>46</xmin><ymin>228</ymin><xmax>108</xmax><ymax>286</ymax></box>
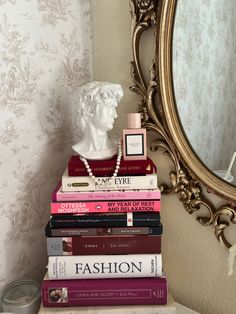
<box><xmin>45</xmin><ymin>222</ymin><xmax>163</xmax><ymax>237</ymax></box>
<box><xmin>51</xmin><ymin>199</ymin><xmax>161</xmax><ymax>214</ymax></box>
<box><xmin>62</xmin><ymin>168</ymin><xmax>158</xmax><ymax>192</ymax></box>
<box><xmin>49</xmin><ymin>212</ymin><xmax>161</xmax><ymax>228</ymax></box>
<box><xmin>41</xmin><ymin>276</ymin><xmax>167</xmax><ymax>307</ymax></box>
<box><xmin>39</xmin><ymin>291</ymin><xmax>176</xmax><ymax>313</ymax></box>
<box><xmin>52</xmin><ymin>182</ymin><xmax>161</xmax><ymax>202</ymax></box>
<box><xmin>47</xmin><ymin>234</ymin><xmax>161</xmax><ymax>256</ymax></box>
<box><xmin>68</xmin><ymin>155</ymin><xmax>157</xmax><ymax>176</ymax></box>
<box><xmin>47</xmin><ymin>254</ymin><xmax>162</xmax><ymax>280</ymax></box>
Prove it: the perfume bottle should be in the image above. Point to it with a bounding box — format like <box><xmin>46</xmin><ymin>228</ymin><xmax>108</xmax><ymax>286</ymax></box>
<box><xmin>123</xmin><ymin>113</ymin><xmax>147</xmax><ymax>160</ymax></box>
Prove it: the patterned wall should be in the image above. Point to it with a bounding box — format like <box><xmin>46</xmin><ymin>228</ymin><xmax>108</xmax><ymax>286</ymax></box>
<box><xmin>0</xmin><ymin>0</ymin><xmax>92</xmax><ymax>293</ymax></box>
<box><xmin>173</xmin><ymin>0</ymin><xmax>236</xmax><ymax>181</ymax></box>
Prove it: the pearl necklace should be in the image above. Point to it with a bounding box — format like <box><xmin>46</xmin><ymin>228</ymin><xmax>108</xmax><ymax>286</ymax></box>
<box><xmin>79</xmin><ymin>139</ymin><xmax>122</xmax><ymax>181</ymax></box>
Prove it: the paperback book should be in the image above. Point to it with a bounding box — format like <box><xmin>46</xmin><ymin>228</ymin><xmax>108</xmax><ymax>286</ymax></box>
<box><xmin>45</xmin><ymin>222</ymin><xmax>163</xmax><ymax>237</ymax></box>
<box><xmin>68</xmin><ymin>155</ymin><xmax>157</xmax><ymax>176</ymax></box>
<box><xmin>51</xmin><ymin>199</ymin><xmax>161</xmax><ymax>214</ymax></box>
<box><xmin>41</xmin><ymin>276</ymin><xmax>167</xmax><ymax>307</ymax></box>
<box><xmin>47</xmin><ymin>254</ymin><xmax>162</xmax><ymax>280</ymax></box>
<box><xmin>46</xmin><ymin>234</ymin><xmax>161</xmax><ymax>255</ymax></box>
<box><xmin>49</xmin><ymin>212</ymin><xmax>161</xmax><ymax>228</ymax></box>
<box><xmin>52</xmin><ymin>182</ymin><xmax>161</xmax><ymax>202</ymax></box>
<box><xmin>62</xmin><ymin>168</ymin><xmax>158</xmax><ymax>192</ymax></box>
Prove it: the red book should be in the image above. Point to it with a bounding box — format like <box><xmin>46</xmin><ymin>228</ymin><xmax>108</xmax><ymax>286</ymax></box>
<box><xmin>41</xmin><ymin>276</ymin><xmax>167</xmax><ymax>307</ymax></box>
<box><xmin>47</xmin><ymin>234</ymin><xmax>161</xmax><ymax>255</ymax></box>
<box><xmin>68</xmin><ymin>155</ymin><xmax>157</xmax><ymax>176</ymax></box>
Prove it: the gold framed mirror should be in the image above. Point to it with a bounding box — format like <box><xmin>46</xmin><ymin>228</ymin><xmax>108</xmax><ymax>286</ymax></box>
<box><xmin>130</xmin><ymin>0</ymin><xmax>236</xmax><ymax>249</ymax></box>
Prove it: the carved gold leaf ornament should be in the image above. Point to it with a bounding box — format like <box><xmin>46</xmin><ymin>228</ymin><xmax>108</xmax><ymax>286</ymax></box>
<box><xmin>129</xmin><ymin>0</ymin><xmax>236</xmax><ymax>250</ymax></box>
<box><xmin>214</xmin><ymin>205</ymin><xmax>236</xmax><ymax>247</ymax></box>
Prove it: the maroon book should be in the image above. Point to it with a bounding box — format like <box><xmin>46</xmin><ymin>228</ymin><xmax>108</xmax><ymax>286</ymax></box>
<box><xmin>46</xmin><ymin>234</ymin><xmax>161</xmax><ymax>256</ymax></box>
<box><xmin>68</xmin><ymin>155</ymin><xmax>157</xmax><ymax>176</ymax></box>
<box><xmin>45</xmin><ymin>222</ymin><xmax>163</xmax><ymax>237</ymax></box>
<box><xmin>41</xmin><ymin>276</ymin><xmax>167</xmax><ymax>307</ymax></box>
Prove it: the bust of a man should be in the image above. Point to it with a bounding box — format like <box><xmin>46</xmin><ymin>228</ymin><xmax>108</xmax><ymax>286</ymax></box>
<box><xmin>72</xmin><ymin>81</ymin><xmax>123</xmax><ymax>160</ymax></box>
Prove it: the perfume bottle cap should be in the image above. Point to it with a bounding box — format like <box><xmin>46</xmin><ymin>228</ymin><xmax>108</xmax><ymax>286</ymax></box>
<box><xmin>127</xmin><ymin>113</ymin><xmax>141</xmax><ymax>128</ymax></box>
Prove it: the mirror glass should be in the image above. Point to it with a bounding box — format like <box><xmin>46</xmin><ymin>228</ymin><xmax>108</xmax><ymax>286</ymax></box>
<box><xmin>172</xmin><ymin>0</ymin><xmax>236</xmax><ymax>185</ymax></box>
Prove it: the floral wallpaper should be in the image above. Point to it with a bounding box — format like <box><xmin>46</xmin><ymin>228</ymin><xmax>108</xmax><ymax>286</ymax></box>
<box><xmin>0</xmin><ymin>0</ymin><xmax>92</xmax><ymax>296</ymax></box>
<box><xmin>173</xmin><ymin>0</ymin><xmax>236</xmax><ymax>182</ymax></box>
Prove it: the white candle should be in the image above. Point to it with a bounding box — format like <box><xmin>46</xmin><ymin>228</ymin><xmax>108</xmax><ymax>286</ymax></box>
<box><xmin>225</xmin><ymin>152</ymin><xmax>236</xmax><ymax>180</ymax></box>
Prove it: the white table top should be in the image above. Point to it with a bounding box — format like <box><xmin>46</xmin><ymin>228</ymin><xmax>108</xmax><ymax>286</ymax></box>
<box><xmin>175</xmin><ymin>302</ymin><xmax>200</xmax><ymax>314</ymax></box>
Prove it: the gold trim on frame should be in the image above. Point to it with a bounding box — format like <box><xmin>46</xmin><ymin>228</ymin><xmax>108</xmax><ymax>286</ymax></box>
<box><xmin>130</xmin><ymin>0</ymin><xmax>236</xmax><ymax>249</ymax></box>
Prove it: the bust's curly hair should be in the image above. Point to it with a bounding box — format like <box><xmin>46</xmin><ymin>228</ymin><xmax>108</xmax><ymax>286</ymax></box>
<box><xmin>77</xmin><ymin>81</ymin><xmax>123</xmax><ymax>132</ymax></box>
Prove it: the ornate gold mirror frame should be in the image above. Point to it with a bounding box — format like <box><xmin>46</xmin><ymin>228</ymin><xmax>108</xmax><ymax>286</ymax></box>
<box><xmin>130</xmin><ymin>0</ymin><xmax>236</xmax><ymax>249</ymax></box>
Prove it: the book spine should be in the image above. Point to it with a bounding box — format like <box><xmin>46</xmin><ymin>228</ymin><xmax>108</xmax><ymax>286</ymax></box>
<box><xmin>45</xmin><ymin>224</ymin><xmax>163</xmax><ymax>237</ymax></box>
<box><xmin>41</xmin><ymin>277</ymin><xmax>167</xmax><ymax>307</ymax></box>
<box><xmin>53</xmin><ymin>186</ymin><xmax>161</xmax><ymax>202</ymax></box>
<box><xmin>51</xmin><ymin>200</ymin><xmax>161</xmax><ymax>214</ymax></box>
<box><xmin>62</xmin><ymin>173</ymin><xmax>158</xmax><ymax>192</ymax></box>
<box><xmin>51</xmin><ymin>181</ymin><xmax>61</xmax><ymax>202</ymax></box>
<box><xmin>47</xmin><ymin>254</ymin><xmax>162</xmax><ymax>280</ymax></box>
<box><xmin>68</xmin><ymin>156</ymin><xmax>157</xmax><ymax>177</ymax></box>
<box><xmin>49</xmin><ymin>212</ymin><xmax>161</xmax><ymax>228</ymax></box>
<box><xmin>47</xmin><ymin>235</ymin><xmax>161</xmax><ymax>256</ymax></box>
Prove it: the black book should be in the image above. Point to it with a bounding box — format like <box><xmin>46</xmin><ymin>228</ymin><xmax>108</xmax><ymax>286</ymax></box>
<box><xmin>49</xmin><ymin>212</ymin><xmax>160</xmax><ymax>228</ymax></box>
<box><xmin>45</xmin><ymin>221</ymin><xmax>163</xmax><ymax>237</ymax></box>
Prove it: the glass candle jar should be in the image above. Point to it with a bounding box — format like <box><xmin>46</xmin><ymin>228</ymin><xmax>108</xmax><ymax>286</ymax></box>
<box><xmin>1</xmin><ymin>280</ymin><xmax>40</xmax><ymax>314</ymax></box>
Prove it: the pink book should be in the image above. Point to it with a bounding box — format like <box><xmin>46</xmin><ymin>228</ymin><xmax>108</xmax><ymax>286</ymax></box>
<box><xmin>51</xmin><ymin>199</ymin><xmax>161</xmax><ymax>214</ymax></box>
<box><xmin>52</xmin><ymin>182</ymin><xmax>161</xmax><ymax>202</ymax></box>
<box><xmin>41</xmin><ymin>276</ymin><xmax>167</xmax><ymax>307</ymax></box>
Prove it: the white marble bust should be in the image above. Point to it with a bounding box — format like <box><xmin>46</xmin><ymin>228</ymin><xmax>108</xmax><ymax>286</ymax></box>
<box><xmin>72</xmin><ymin>81</ymin><xmax>123</xmax><ymax>160</ymax></box>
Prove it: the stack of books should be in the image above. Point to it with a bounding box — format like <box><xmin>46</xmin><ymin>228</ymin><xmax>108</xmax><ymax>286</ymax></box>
<box><xmin>40</xmin><ymin>156</ymin><xmax>176</xmax><ymax>313</ymax></box>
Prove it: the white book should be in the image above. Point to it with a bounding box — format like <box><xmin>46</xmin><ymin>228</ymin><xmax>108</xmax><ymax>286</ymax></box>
<box><xmin>38</xmin><ymin>291</ymin><xmax>176</xmax><ymax>314</ymax></box>
<box><xmin>61</xmin><ymin>168</ymin><xmax>158</xmax><ymax>192</ymax></box>
<box><xmin>48</xmin><ymin>254</ymin><xmax>162</xmax><ymax>280</ymax></box>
